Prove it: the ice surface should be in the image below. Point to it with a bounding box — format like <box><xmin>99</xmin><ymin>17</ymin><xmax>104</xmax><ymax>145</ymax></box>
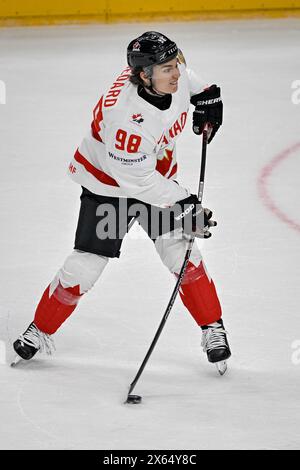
<box><xmin>0</xmin><ymin>18</ymin><xmax>300</xmax><ymax>450</ymax></box>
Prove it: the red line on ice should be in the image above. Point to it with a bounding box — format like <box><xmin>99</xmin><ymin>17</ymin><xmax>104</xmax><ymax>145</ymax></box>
<box><xmin>258</xmin><ymin>142</ymin><xmax>300</xmax><ymax>234</ymax></box>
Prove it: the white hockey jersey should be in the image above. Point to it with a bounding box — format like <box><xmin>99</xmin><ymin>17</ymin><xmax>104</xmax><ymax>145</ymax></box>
<box><xmin>68</xmin><ymin>63</ymin><xmax>206</xmax><ymax>207</ymax></box>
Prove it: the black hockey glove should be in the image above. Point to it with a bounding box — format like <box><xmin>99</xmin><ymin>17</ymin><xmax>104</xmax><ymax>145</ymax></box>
<box><xmin>173</xmin><ymin>194</ymin><xmax>217</xmax><ymax>239</ymax></box>
<box><xmin>190</xmin><ymin>85</ymin><xmax>223</xmax><ymax>143</ymax></box>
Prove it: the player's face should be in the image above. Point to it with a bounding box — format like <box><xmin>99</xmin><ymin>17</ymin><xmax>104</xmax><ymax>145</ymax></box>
<box><xmin>151</xmin><ymin>58</ymin><xmax>181</xmax><ymax>94</ymax></box>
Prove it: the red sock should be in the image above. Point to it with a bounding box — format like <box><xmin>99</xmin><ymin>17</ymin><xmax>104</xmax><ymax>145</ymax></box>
<box><xmin>34</xmin><ymin>282</ymin><xmax>82</xmax><ymax>334</ymax></box>
<box><xmin>178</xmin><ymin>261</ymin><xmax>222</xmax><ymax>326</ymax></box>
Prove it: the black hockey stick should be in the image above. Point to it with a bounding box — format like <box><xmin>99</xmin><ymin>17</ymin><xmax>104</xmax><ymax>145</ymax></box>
<box><xmin>125</xmin><ymin>125</ymin><xmax>209</xmax><ymax>404</ymax></box>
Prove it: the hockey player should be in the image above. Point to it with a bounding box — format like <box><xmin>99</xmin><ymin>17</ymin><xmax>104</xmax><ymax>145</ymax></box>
<box><xmin>12</xmin><ymin>32</ymin><xmax>231</xmax><ymax>371</ymax></box>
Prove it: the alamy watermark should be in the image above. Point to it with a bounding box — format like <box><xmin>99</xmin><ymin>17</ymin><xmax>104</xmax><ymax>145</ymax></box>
<box><xmin>291</xmin><ymin>80</ymin><xmax>300</xmax><ymax>104</ymax></box>
<box><xmin>94</xmin><ymin>199</ymin><xmax>202</xmax><ymax>241</ymax></box>
<box><xmin>0</xmin><ymin>80</ymin><xmax>6</xmax><ymax>104</ymax></box>
<box><xmin>291</xmin><ymin>339</ymin><xmax>300</xmax><ymax>365</ymax></box>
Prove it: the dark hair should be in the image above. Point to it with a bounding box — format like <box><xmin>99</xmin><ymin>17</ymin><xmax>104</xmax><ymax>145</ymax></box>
<box><xmin>129</xmin><ymin>65</ymin><xmax>153</xmax><ymax>87</ymax></box>
<box><xmin>129</xmin><ymin>67</ymin><xmax>144</xmax><ymax>87</ymax></box>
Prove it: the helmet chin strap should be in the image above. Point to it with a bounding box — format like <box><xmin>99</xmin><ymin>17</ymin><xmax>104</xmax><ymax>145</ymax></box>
<box><xmin>144</xmin><ymin>78</ymin><xmax>167</xmax><ymax>97</ymax></box>
<box><xmin>142</xmin><ymin>66</ymin><xmax>167</xmax><ymax>97</ymax></box>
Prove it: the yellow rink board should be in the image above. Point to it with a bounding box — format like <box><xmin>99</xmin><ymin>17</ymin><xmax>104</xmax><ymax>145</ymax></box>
<box><xmin>1</xmin><ymin>0</ymin><xmax>300</xmax><ymax>26</ymax></box>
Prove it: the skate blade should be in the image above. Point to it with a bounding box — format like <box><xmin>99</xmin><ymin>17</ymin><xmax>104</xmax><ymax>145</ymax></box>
<box><xmin>216</xmin><ymin>360</ymin><xmax>227</xmax><ymax>376</ymax></box>
<box><xmin>10</xmin><ymin>355</ymin><xmax>22</xmax><ymax>367</ymax></box>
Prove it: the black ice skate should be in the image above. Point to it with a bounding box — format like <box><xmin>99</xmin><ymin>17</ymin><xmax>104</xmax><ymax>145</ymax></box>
<box><xmin>11</xmin><ymin>322</ymin><xmax>55</xmax><ymax>366</ymax></box>
<box><xmin>201</xmin><ymin>319</ymin><xmax>231</xmax><ymax>375</ymax></box>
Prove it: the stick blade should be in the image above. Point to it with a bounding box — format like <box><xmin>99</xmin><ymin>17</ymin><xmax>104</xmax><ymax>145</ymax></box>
<box><xmin>125</xmin><ymin>394</ymin><xmax>142</xmax><ymax>405</ymax></box>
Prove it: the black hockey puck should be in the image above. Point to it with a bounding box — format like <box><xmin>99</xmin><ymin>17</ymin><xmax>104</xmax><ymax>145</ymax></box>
<box><xmin>126</xmin><ymin>394</ymin><xmax>142</xmax><ymax>404</ymax></box>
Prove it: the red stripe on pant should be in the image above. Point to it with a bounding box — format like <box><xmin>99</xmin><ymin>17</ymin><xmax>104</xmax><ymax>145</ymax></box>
<box><xmin>34</xmin><ymin>283</ymin><xmax>82</xmax><ymax>335</ymax></box>
<box><xmin>178</xmin><ymin>262</ymin><xmax>222</xmax><ymax>326</ymax></box>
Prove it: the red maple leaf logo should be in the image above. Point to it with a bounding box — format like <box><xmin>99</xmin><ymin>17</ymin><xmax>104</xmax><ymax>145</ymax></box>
<box><xmin>132</xmin><ymin>113</ymin><xmax>144</xmax><ymax>124</ymax></box>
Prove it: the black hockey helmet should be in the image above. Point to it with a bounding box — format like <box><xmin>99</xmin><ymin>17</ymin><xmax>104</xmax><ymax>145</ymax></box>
<box><xmin>127</xmin><ymin>31</ymin><xmax>178</xmax><ymax>68</ymax></box>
